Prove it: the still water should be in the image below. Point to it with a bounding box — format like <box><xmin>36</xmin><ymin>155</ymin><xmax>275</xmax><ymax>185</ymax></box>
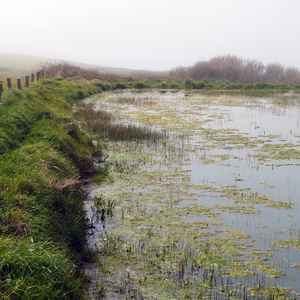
<box><xmin>85</xmin><ymin>90</ymin><xmax>300</xmax><ymax>299</ymax></box>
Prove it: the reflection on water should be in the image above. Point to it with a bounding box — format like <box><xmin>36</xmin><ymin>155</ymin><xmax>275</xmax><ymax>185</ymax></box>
<box><xmin>86</xmin><ymin>90</ymin><xmax>300</xmax><ymax>298</ymax></box>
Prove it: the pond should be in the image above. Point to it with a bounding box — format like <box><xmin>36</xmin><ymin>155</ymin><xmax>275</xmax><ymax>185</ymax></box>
<box><xmin>84</xmin><ymin>90</ymin><xmax>300</xmax><ymax>299</ymax></box>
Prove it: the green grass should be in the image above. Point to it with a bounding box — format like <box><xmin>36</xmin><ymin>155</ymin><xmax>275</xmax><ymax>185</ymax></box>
<box><xmin>0</xmin><ymin>78</ymin><xmax>104</xmax><ymax>299</ymax></box>
<box><xmin>93</xmin><ymin>78</ymin><xmax>300</xmax><ymax>91</ymax></box>
<box><xmin>0</xmin><ymin>237</ymin><xmax>85</xmax><ymax>300</ymax></box>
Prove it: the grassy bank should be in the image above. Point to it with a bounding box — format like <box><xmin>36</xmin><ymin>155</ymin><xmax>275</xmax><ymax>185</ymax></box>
<box><xmin>0</xmin><ymin>78</ymin><xmax>104</xmax><ymax>299</ymax></box>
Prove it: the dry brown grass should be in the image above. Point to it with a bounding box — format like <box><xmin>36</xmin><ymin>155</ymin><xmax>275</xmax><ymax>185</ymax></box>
<box><xmin>77</xmin><ymin>102</ymin><xmax>167</xmax><ymax>142</ymax></box>
<box><xmin>41</xmin><ymin>61</ymin><xmax>120</xmax><ymax>82</ymax></box>
<box><xmin>50</xmin><ymin>177</ymin><xmax>81</xmax><ymax>192</ymax></box>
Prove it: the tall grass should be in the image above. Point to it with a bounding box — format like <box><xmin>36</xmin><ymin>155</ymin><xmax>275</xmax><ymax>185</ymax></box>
<box><xmin>76</xmin><ymin>102</ymin><xmax>167</xmax><ymax>142</ymax></box>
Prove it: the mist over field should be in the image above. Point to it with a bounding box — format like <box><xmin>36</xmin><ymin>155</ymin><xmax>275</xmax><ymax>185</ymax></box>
<box><xmin>2</xmin><ymin>52</ymin><xmax>300</xmax><ymax>87</ymax></box>
<box><xmin>1</xmin><ymin>0</ymin><xmax>300</xmax><ymax>71</ymax></box>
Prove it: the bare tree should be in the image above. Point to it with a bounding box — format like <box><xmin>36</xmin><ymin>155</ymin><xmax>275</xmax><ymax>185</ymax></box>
<box><xmin>241</xmin><ymin>59</ymin><xmax>265</xmax><ymax>83</ymax></box>
<box><xmin>263</xmin><ymin>63</ymin><xmax>284</xmax><ymax>84</ymax></box>
<box><xmin>282</xmin><ymin>67</ymin><xmax>300</xmax><ymax>85</ymax></box>
<box><xmin>169</xmin><ymin>66</ymin><xmax>187</xmax><ymax>80</ymax></box>
<box><xmin>209</xmin><ymin>55</ymin><xmax>244</xmax><ymax>82</ymax></box>
<box><xmin>187</xmin><ymin>61</ymin><xmax>216</xmax><ymax>81</ymax></box>
<box><xmin>170</xmin><ymin>55</ymin><xmax>300</xmax><ymax>85</ymax></box>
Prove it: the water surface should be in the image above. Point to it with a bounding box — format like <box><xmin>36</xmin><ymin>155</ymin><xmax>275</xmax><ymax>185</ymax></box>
<box><xmin>86</xmin><ymin>90</ymin><xmax>300</xmax><ymax>299</ymax></box>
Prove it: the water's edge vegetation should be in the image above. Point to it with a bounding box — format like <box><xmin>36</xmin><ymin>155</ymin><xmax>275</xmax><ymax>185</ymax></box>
<box><xmin>82</xmin><ymin>89</ymin><xmax>300</xmax><ymax>299</ymax></box>
<box><xmin>1</xmin><ymin>73</ymin><xmax>300</xmax><ymax>299</ymax></box>
<box><xmin>0</xmin><ymin>78</ymin><xmax>104</xmax><ymax>299</ymax></box>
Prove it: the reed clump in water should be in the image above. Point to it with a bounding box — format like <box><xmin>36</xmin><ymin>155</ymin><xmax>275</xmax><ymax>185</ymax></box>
<box><xmin>77</xmin><ymin>102</ymin><xmax>168</xmax><ymax>142</ymax></box>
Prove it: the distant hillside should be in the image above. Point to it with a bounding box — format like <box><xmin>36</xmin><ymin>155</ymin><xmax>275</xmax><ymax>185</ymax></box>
<box><xmin>0</xmin><ymin>52</ymin><xmax>168</xmax><ymax>79</ymax></box>
<box><xmin>0</xmin><ymin>53</ymin><xmax>43</xmax><ymax>77</ymax></box>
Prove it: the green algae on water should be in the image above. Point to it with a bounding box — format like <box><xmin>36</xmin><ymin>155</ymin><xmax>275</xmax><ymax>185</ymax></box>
<box><xmin>85</xmin><ymin>90</ymin><xmax>300</xmax><ymax>299</ymax></box>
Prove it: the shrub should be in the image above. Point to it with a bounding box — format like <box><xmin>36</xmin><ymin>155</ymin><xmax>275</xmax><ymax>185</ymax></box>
<box><xmin>113</xmin><ymin>82</ymin><xmax>127</xmax><ymax>89</ymax></box>
<box><xmin>166</xmin><ymin>78</ymin><xmax>184</xmax><ymax>89</ymax></box>
<box><xmin>134</xmin><ymin>81</ymin><xmax>147</xmax><ymax>89</ymax></box>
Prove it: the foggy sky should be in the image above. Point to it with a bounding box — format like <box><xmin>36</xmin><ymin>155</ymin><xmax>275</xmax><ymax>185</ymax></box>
<box><xmin>2</xmin><ymin>0</ymin><xmax>300</xmax><ymax>71</ymax></box>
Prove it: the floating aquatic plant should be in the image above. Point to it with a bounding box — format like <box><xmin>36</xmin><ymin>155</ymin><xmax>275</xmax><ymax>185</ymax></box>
<box><xmin>84</xmin><ymin>90</ymin><xmax>300</xmax><ymax>299</ymax></box>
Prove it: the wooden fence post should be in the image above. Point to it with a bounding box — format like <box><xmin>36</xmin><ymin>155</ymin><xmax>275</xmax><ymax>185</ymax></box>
<box><xmin>25</xmin><ymin>75</ymin><xmax>29</xmax><ymax>88</ymax></box>
<box><xmin>36</xmin><ymin>71</ymin><xmax>40</xmax><ymax>81</ymax></box>
<box><xmin>7</xmin><ymin>78</ymin><xmax>12</xmax><ymax>88</ymax></box>
<box><xmin>17</xmin><ymin>78</ymin><xmax>22</xmax><ymax>89</ymax></box>
<box><xmin>1</xmin><ymin>68</ymin><xmax>43</xmax><ymax>96</ymax></box>
<box><xmin>0</xmin><ymin>81</ymin><xmax>3</xmax><ymax>100</ymax></box>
